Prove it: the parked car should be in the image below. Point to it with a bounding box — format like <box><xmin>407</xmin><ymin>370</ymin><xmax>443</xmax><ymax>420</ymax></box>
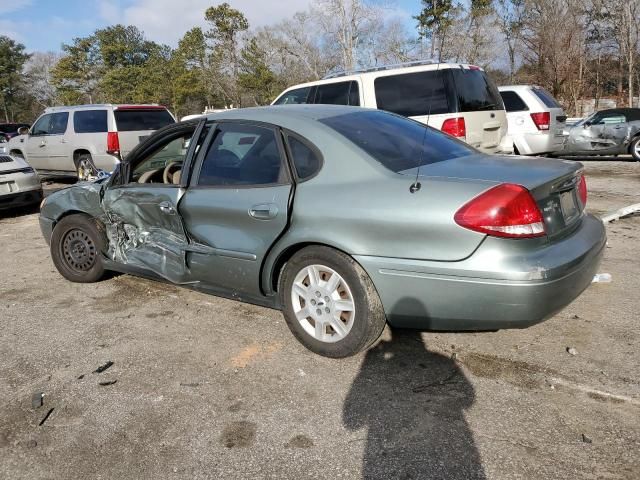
<box><xmin>0</xmin><ymin>135</ymin><xmax>8</xmax><ymax>155</ymax></box>
<box><xmin>8</xmin><ymin>104</ymin><xmax>175</xmax><ymax>180</ymax></box>
<box><xmin>0</xmin><ymin>122</ymin><xmax>30</xmax><ymax>140</ymax></box>
<box><xmin>498</xmin><ymin>85</ymin><xmax>567</xmax><ymax>155</ymax></box>
<box><xmin>0</xmin><ymin>153</ymin><xmax>43</xmax><ymax>210</ymax></box>
<box><xmin>40</xmin><ymin>105</ymin><xmax>605</xmax><ymax>358</ymax></box>
<box><xmin>272</xmin><ymin>61</ymin><xmax>508</xmax><ymax>154</ymax></box>
<box><xmin>560</xmin><ymin>108</ymin><xmax>640</xmax><ymax>160</ymax></box>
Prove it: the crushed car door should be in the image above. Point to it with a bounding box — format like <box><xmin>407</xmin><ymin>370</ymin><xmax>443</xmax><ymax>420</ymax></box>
<box><xmin>100</xmin><ymin>122</ymin><xmax>202</xmax><ymax>284</ymax></box>
<box><xmin>178</xmin><ymin>121</ymin><xmax>292</xmax><ymax>297</ymax></box>
<box><xmin>567</xmin><ymin>111</ymin><xmax>625</xmax><ymax>154</ymax></box>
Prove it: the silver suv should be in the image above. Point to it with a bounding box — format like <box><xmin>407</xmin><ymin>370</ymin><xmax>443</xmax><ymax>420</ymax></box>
<box><xmin>7</xmin><ymin>104</ymin><xmax>175</xmax><ymax>180</ymax></box>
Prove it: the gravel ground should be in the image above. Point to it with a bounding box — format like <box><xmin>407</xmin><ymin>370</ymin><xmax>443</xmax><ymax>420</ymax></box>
<box><xmin>0</xmin><ymin>159</ymin><xmax>639</xmax><ymax>479</ymax></box>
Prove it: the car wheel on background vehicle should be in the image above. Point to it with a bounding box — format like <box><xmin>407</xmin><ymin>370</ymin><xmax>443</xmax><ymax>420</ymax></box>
<box><xmin>50</xmin><ymin>214</ymin><xmax>106</xmax><ymax>283</ymax></box>
<box><xmin>629</xmin><ymin>137</ymin><xmax>640</xmax><ymax>161</ymax></box>
<box><xmin>279</xmin><ymin>246</ymin><xmax>386</xmax><ymax>358</ymax></box>
<box><xmin>10</xmin><ymin>150</ymin><xmax>25</xmax><ymax>160</ymax></box>
<box><xmin>75</xmin><ymin>153</ymin><xmax>97</xmax><ymax>181</ymax></box>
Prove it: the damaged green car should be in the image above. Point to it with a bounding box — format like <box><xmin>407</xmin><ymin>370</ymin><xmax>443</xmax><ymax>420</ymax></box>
<box><xmin>40</xmin><ymin>105</ymin><xmax>605</xmax><ymax>357</ymax></box>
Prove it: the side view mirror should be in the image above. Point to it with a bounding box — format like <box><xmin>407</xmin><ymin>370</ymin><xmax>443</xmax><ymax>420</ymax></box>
<box><xmin>18</xmin><ymin>126</ymin><xmax>30</xmax><ymax>136</ymax></box>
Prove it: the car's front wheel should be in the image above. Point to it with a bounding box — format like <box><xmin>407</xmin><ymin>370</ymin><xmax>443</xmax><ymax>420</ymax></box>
<box><xmin>629</xmin><ymin>137</ymin><xmax>640</xmax><ymax>161</ymax></box>
<box><xmin>280</xmin><ymin>246</ymin><xmax>386</xmax><ymax>358</ymax></box>
<box><xmin>50</xmin><ymin>214</ymin><xmax>106</xmax><ymax>283</ymax></box>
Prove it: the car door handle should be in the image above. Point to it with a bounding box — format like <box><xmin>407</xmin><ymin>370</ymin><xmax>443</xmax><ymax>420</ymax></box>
<box><xmin>159</xmin><ymin>201</ymin><xmax>176</xmax><ymax>215</ymax></box>
<box><xmin>61</xmin><ymin>138</ymin><xmax>68</xmax><ymax>143</ymax></box>
<box><xmin>249</xmin><ymin>204</ymin><xmax>278</xmax><ymax>220</ymax></box>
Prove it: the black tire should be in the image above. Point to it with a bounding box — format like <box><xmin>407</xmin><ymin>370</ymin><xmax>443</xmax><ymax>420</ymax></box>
<box><xmin>279</xmin><ymin>246</ymin><xmax>386</xmax><ymax>358</ymax></box>
<box><xmin>629</xmin><ymin>137</ymin><xmax>640</xmax><ymax>161</ymax></box>
<box><xmin>75</xmin><ymin>153</ymin><xmax>96</xmax><ymax>181</ymax></box>
<box><xmin>50</xmin><ymin>214</ymin><xmax>106</xmax><ymax>283</ymax></box>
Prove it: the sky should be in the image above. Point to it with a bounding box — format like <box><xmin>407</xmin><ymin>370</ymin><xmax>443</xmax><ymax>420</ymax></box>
<box><xmin>0</xmin><ymin>0</ymin><xmax>422</xmax><ymax>53</ymax></box>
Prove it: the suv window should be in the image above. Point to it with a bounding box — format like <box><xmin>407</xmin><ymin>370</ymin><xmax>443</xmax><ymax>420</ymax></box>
<box><xmin>451</xmin><ymin>69</ymin><xmax>503</xmax><ymax>112</ymax></box>
<box><xmin>287</xmin><ymin>135</ymin><xmax>322</xmax><ymax>180</ymax></box>
<box><xmin>198</xmin><ymin>124</ymin><xmax>286</xmax><ymax>186</ymax></box>
<box><xmin>375</xmin><ymin>71</ymin><xmax>450</xmax><ymax>116</ymax></box>
<box><xmin>273</xmin><ymin>87</ymin><xmax>312</xmax><ymax>105</ymax></box>
<box><xmin>31</xmin><ymin>112</ymin><xmax>68</xmax><ymax>135</ymax></box>
<box><xmin>500</xmin><ymin>91</ymin><xmax>529</xmax><ymax>112</ymax></box>
<box><xmin>320</xmin><ymin>110</ymin><xmax>473</xmax><ymax>173</ymax></box>
<box><xmin>314</xmin><ymin>81</ymin><xmax>359</xmax><ymax>106</ymax></box>
<box><xmin>74</xmin><ymin>110</ymin><xmax>108</xmax><ymax>133</ymax></box>
<box><xmin>531</xmin><ymin>87</ymin><xmax>561</xmax><ymax>108</ymax></box>
<box><xmin>31</xmin><ymin>114</ymin><xmax>52</xmax><ymax>135</ymax></box>
<box><xmin>114</xmin><ymin>109</ymin><xmax>174</xmax><ymax>131</ymax></box>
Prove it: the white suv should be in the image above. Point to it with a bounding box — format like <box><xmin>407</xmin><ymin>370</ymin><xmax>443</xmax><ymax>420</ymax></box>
<box><xmin>8</xmin><ymin>104</ymin><xmax>175</xmax><ymax>180</ymax></box>
<box><xmin>498</xmin><ymin>85</ymin><xmax>567</xmax><ymax>156</ymax></box>
<box><xmin>272</xmin><ymin>61</ymin><xmax>508</xmax><ymax>154</ymax></box>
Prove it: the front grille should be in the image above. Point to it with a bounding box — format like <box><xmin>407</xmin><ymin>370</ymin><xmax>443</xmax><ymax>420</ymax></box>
<box><xmin>0</xmin><ymin>155</ymin><xmax>14</xmax><ymax>163</ymax></box>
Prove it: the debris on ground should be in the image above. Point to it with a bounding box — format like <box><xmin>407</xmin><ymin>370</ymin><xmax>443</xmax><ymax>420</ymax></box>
<box><xmin>77</xmin><ymin>374</ymin><xmax>84</xmax><ymax>380</ymax></box>
<box><xmin>38</xmin><ymin>408</ymin><xmax>54</xmax><ymax>426</ymax></box>
<box><xmin>592</xmin><ymin>273</ymin><xmax>612</xmax><ymax>283</ymax></box>
<box><xmin>31</xmin><ymin>392</ymin><xmax>44</xmax><ymax>409</ymax></box>
<box><xmin>93</xmin><ymin>361</ymin><xmax>114</xmax><ymax>374</ymax></box>
<box><xmin>98</xmin><ymin>380</ymin><xmax>117</xmax><ymax>386</ymax></box>
<box><xmin>601</xmin><ymin>203</ymin><xmax>640</xmax><ymax>223</ymax></box>
<box><xmin>566</xmin><ymin>347</ymin><xmax>578</xmax><ymax>356</ymax></box>
<box><xmin>581</xmin><ymin>434</ymin><xmax>593</xmax><ymax>444</ymax></box>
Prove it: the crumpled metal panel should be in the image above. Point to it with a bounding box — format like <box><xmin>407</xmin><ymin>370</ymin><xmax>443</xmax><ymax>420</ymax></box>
<box><xmin>564</xmin><ymin>121</ymin><xmax>640</xmax><ymax>154</ymax></box>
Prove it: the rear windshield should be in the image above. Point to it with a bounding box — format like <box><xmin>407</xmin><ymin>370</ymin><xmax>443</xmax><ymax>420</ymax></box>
<box><xmin>114</xmin><ymin>109</ymin><xmax>175</xmax><ymax>131</ymax></box>
<box><xmin>375</xmin><ymin>70</ymin><xmax>450</xmax><ymax>116</ymax></box>
<box><xmin>319</xmin><ymin>110</ymin><xmax>473</xmax><ymax>173</ymax></box>
<box><xmin>451</xmin><ymin>69</ymin><xmax>503</xmax><ymax>112</ymax></box>
<box><xmin>531</xmin><ymin>87</ymin><xmax>561</xmax><ymax>108</ymax></box>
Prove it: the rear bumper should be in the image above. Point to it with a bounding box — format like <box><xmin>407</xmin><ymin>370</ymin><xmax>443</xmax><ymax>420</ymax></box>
<box><xmin>355</xmin><ymin>214</ymin><xmax>606</xmax><ymax>330</ymax></box>
<box><xmin>516</xmin><ymin>132</ymin><xmax>565</xmax><ymax>155</ymax></box>
<box><xmin>0</xmin><ymin>187</ymin><xmax>43</xmax><ymax>210</ymax></box>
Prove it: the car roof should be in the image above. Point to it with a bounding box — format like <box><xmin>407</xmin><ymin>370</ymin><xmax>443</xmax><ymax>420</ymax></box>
<box><xmin>204</xmin><ymin>104</ymin><xmax>367</xmax><ymax>125</ymax></box>
<box><xmin>44</xmin><ymin>104</ymin><xmax>168</xmax><ymax>113</ymax></box>
<box><xmin>498</xmin><ymin>85</ymin><xmax>543</xmax><ymax>91</ymax></box>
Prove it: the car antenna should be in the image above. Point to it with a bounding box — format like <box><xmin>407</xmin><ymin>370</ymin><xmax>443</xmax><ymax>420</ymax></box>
<box><xmin>410</xmin><ymin>51</ymin><xmax>444</xmax><ymax>194</ymax></box>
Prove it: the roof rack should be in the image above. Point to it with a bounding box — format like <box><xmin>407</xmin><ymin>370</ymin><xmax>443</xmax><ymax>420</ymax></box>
<box><xmin>322</xmin><ymin>59</ymin><xmax>438</xmax><ymax>80</ymax></box>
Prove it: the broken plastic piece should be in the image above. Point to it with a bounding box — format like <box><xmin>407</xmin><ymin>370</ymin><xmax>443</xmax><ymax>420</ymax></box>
<box><xmin>601</xmin><ymin>203</ymin><xmax>640</xmax><ymax>223</ymax></box>
<box><xmin>38</xmin><ymin>408</ymin><xmax>54</xmax><ymax>426</ymax></box>
<box><xmin>94</xmin><ymin>361</ymin><xmax>114</xmax><ymax>374</ymax></box>
<box><xmin>98</xmin><ymin>380</ymin><xmax>117</xmax><ymax>386</ymax></box>
<box><xmin>31</xmin><ymin>392</ymin><xmax>44</xmax><ymax>409</ymax></box>
<box><xmin>592</xmin><ymin>273</ymin><xmax>612</xmax><ymax>283</ymax></box>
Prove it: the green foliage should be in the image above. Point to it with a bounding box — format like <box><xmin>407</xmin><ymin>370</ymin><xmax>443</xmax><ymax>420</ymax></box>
<box><xmin>205</xmin><ymin>2</ymin><xmax>249</xmax><ymax>44</ymax></box>
<box><xmin>238</xmin><ymin>38</ymin><xmax>282</xmax><ymax>106</ymax></box>
<box><xmin>0</xmin><ymin>35</ymin><xmax>31</xmax><ymax>121</ymax></box>
<box><xmin>415</xmin><ymin>0</ymin><xmax>455</xmax><ymax>38</ymax></box>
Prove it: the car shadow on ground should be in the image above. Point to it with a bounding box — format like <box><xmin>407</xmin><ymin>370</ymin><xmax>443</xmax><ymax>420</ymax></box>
<box><xmin>344</xmin><ymin>312</ymin><xmax>486</xmax><ymax>478</ymax></box>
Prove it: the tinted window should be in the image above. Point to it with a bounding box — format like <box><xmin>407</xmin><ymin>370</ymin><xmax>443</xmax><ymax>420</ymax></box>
<box><xmin>49</xmin><ymin>113</ymin><xmax>69</xmax><ymax>134</ymax></box>
<box><xmin>74</xmin><ymin>110</ymin><xmax>108</xmax><ymax>133</ymax></box>
<box><xmin>451</xmin><ymin>69</ymin><xmax>503</xmax><ymax>112</ymax></box>
<box><xmin>320</xmin><ymin>110</ymin><xmax>473</xmax><ymax>173</ymax></box>
<box><xmin>375</xmin><ymin>71</ymin><xmax>450</xmax><ymax>116</ymax></box>
<box><xmin>31</xmin><ymin>115</ymin><xmax>52</xmax><ymax>135</ymax></box>
<box><xmin>348</xmin><ymin>82</ymin><xmax>360</xmax><ymax>106</ymax></box>
<box><xmin>591</xmin><ymin>112</ymin><xmax>626</xmax><ymax>125</ymax></box>
<box><xmin>531</xmin><ymin>87</ymin><xmax>561</xmax><ymax>108</ymax></box>
<box><xmin>198</xmin><ymin>124</ymin><xmax>285</xmax><ymax>186</ymax></box>
<box><xmin>114</xmin><ymin>109</ymin><xmax>175</xmax><ymax>131</ymax></box>
<box><xmin>273</xmin><ymin>87</ymin><xmax>312</xmax><ymax>105</ymax></box>
<box><xmin>500</xmin><ymin>91</ymin><xmax>529</xmax><ymax>112</ymax></box>
<box><xmin>287</xmin><ymin>136</ymin><xmax>321</xmax><ymax>180</ymax></box>
<box><xmin>314</xmin><ymin>81</ymin><xmax>355</xmax><ymax>106</ymax></box>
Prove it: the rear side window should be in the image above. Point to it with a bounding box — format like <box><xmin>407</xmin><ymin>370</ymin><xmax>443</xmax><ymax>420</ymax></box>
<box><xmin>287</xmin><ymin>136</ymin><xmax>322</xmax><ymax>180</ymax></box>
<box><xmin>320</xmin><ymin>110</ymin><xmax>473</xmax><ymax>173</ymax></box>
<box><xmin>375</xmin><ymin>71</ymin><xmax>450</xmax><ymax>116</ymax></box>
<box><xmin>273</xmin><ymin>87</ymin><xmax>312</xmax><ymax>105</ymax></box>
<box><xmin>74</xmin><ymin>110</ymin><xmax>108</xmax><ymax>133</ymax></box>
<box><xmin>500</xmin><ymin>91</ymin><xmax>529</xmax><ymax>112</ymax></box>
<box><xmin>114</xmin><ymin>109</ymin><xmax>175</xmax><ymax>131</ymax></box>
<box><xmin>314</xmin><ymin>81</ymin><xmax>359</xmax><ymax>106</ymax></box>
<box><xmin>531</xmin><ymin>88</ymin><xmax>561</xmax><ymax>108</ymax></box>
<box><xmin>451</xmin><ymin>69</ymin><xmax>503</xmax><ymax>112</ymax></box>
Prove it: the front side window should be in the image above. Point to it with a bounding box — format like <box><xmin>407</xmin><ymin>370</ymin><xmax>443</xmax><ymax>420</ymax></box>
<box><xmin>500</xmin><ymin>91</ymin><xmax>529</xmax><ymax>112</ymax></box>
<box><xmin>451</xmin><ymin>69</ymin><xmax>503</xmax><ymax>112</ymax></box>
<box><xmin>320</xmin><ymin>110</ymin><xmax>473</xmax><ymax>173</ymax></box>
<box><xmin>589</xmin><ymin>112</ymin><xmax>626</xmax><ymax>125</ymax></box>
<box><xmin>273</xmin><ymin>87</ymin><xmax>312</xmax><ymax>105</ymax></box>
<box><xmin>375</xmin><ymin>71</ymin><xmax>450</xmax><ymax>117</ymax></box>
<box><xmin>132</xmin><ymin>128</ymin><xmax>197</xmax><ymax>184</ymax></box>
<box><xmin>197</xmin><ymin>124</ymin><xmax>286</xmax><ymax>187</ymax></box>
<box><xmin>31</xmin><ymin>114</ymin><xmax>53</xmax><ymax>136</ymax></box>
<box><xmin>74</xmin><ymin>110</ymin><xmax>108</xmax><ymax>133</ymax></box>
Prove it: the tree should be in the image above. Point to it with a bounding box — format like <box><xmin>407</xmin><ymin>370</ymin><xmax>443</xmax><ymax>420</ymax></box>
<box><xmin>0</xmin><ymin>36</ymin><xmax>30</xmax><ymax>122</ymax></box>
<box><xmin>238</xmin><ymin>38</ymin><xmax>282</xmax><ymax>105</ymax></box>
<box><xmin>494</xmin><ymin>0</ymin><xmax>525</xmax><ymax>82</ymax></box>
<box><xmin>415</xmin><ymin>0</ymin><xmax>456</xmax><ymax>59</ymax></box>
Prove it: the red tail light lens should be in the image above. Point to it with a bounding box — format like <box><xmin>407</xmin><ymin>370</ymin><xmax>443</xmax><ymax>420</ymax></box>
<box><xmin>441</xmin><ymin>117</ymin><xmax>466</xmax><ymax>137</ymax></box>
<box><xmin>454</xmin><ymin>183</ymin><xmax>546</xmax><ymax>238</ymax></box>
<box><xmin>577</xmin><ymin>174</ymin><xmax>587</xmax><ymax>206</ymax></box>
<box><xmin>530</xmin><ymin>112</ymin><xmax>550</xmax><ymax>131</ymax></box>
<box><xmin>107</xmin><ymin>132</ymin><xmax>120</xmax><ymax>155</ymax></box>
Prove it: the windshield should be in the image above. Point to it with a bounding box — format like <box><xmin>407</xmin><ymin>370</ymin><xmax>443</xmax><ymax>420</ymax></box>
<box><xmin>319</xmin><ymin>110</ymin><xmax>474</xmax><ymax>173</ymax></box>
<box><xmin>114</xmin><ymin>109</ymin><xmax>175</xmax><ymax>131</ymax></box>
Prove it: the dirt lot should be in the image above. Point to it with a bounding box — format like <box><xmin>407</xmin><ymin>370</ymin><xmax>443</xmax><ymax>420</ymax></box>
<box><xmin>1</xmin><ymin>159</ymin><xmax>639</xmax><ymax>479</ymax></box>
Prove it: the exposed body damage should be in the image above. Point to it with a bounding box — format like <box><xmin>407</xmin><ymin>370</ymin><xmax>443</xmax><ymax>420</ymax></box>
<box><xmin>560</xmin><ymin>108</ymin><xmax>640</xmax><ymax>157</ymax></box>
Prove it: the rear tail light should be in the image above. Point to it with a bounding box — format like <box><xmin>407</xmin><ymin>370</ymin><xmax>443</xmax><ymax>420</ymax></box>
<box><xmin>530</xmin><ymin>112</ymin><xmax>550</xmax><ymax>131</ymax></box>
<box><xmin>107</xmin><ymin>131</ymin><xmax>120</xmax><ymax>155</ymax></box>
<box><xmin>454</xmin><ymin>183</ymin><xmax>546</xmax><ymax>238</ymax></box>
<box><xmin>577</xmin><ymin>174</ymin><xmax>587</xmax><ymax>206</ymax></box>
<box><xmin>441</xmin><ymin>117</ymin><xmax>466</xmax><ymax>138</ymax></box>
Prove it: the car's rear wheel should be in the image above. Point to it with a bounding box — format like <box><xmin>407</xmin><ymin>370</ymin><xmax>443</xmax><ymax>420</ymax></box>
<box><xmin>629</xmin><ymin>137</ymin><xmax>640</xmax><ymax>161</ymax></box>
<box><xmin>76</xmin><ymin>153</ymin><xmax>97</xmax><ymax>181</ymax></box>
<box><xmin>280</xmin><ymin>246</ymin><xmax>386</xmax><ymax>358</ymax></box>
<box><xmin>51</xmin><ymin>214</ymin><xmax>106</xmax><ymax>283</ymax></box>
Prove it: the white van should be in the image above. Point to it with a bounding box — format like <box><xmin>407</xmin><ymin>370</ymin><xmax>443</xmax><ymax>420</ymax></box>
<box><xmin>272</xmin><ymin>61</ymin><xmax>508</xmax><ymax>154</ymax></box>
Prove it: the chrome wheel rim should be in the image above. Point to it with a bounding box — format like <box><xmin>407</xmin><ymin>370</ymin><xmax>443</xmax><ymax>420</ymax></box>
<box><xmin>77</xmin><ymin>159</ymin><xmax>93</xmax><ymax>181</ymax></box>
<box><xmin>291</xmin><ymin>264</ymin><xmax>355</xmax><ymax>343</ymax></box>
<box><xmin>634</xmin><ymin>141</ymin><xmax>640</xmax><ymax>158</ymax></box>
<box><xmin>62</xmin><ymin>229</ymin><xmax>96</xmax><ymax>271</ymax></box>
